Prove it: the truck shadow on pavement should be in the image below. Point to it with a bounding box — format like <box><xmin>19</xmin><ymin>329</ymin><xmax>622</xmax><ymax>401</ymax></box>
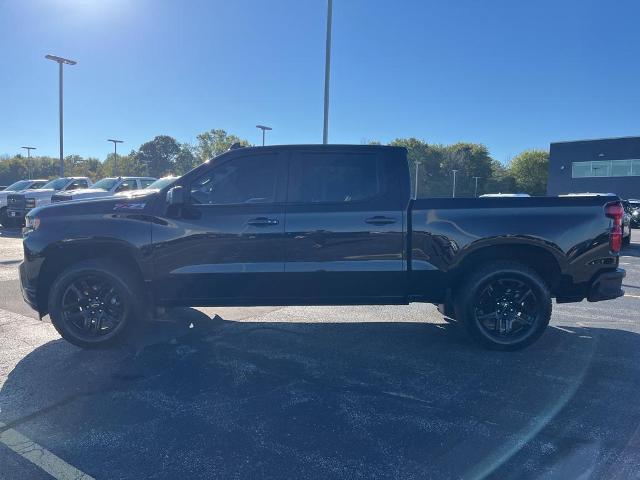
<box><xmin>2</xmin><ymin>309</ymin><xmax>640</xmax><ymax>479</ymax></box>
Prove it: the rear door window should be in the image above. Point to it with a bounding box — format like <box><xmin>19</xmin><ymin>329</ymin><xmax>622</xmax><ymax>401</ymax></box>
<box><xmin>288</xmin><ymin>152</ymin><xmax>385</xmax><ymax>204</ymax></box>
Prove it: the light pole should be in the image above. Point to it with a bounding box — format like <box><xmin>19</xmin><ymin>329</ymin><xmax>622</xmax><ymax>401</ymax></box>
<box><xmin>21</xmin><ymin>146</ymin><xmax>36</xmax><ymax>179</ymax></box>
<box><xmin>255</xmin><ymin>125</ymin><xmax>272</xmax><ymax>146</ymax></box>
<box><xmin>322</xmin><ymin>0</ymin><xmax>332</xmax><ymax>144</ymax></box>
<box><xmin>452</xmin><ymin>169</ymin><xmax>459</xmax><ymax>198</ymax></box>
<box><xmin>45</xmin><ymin>54</ymin><xmax>77</xmax><ymax>178</ymax></box>
<box><xmin>414</xmin><ymin>162</ymin><xmax>420</xmax><ymax>199</ymax></box>
<box><xmin>107</xmin><ymin>139</ymin><xmax>124</xmax><ymax>176</ymax></box>
<box><xmin>473</xmin><ymin>176</ymin><xmax>481</xmax><ymax>197</ymax></box>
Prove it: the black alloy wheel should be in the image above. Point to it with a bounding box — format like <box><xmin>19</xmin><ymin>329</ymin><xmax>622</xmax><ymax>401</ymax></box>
<box><xmin>61</xmin><ymin>274</ymin><xmax>126</xmax><ymax>341</ymax></box>
<box><xmin>455</xmin><ymin>261</ymin><xmax>552</xmax><ymax>350</ymax></box>
<box><xmin>473</xmin><ymin>277</ymin><xmax>539</xmax><ymax>343</ymax></box>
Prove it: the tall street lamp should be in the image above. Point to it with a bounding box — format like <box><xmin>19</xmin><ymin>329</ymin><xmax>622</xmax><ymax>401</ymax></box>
<box><xmin>473</xmin><ymin>176</ymin><xmax>481</xmax><ymax>197</ymax></box>
<box><xmin>322</xmin><ymin>0</ymin><xmax>332</xmax><ymax>144</ymax></box>
<box><xmin>21</xmin><ymin>146</ymin><xmax>36</xmax><ymax>179</ymax></box>
<box><xmin>255</xmin><ymin>125</ymin><xmax>272</xmax><ymax>146</ymax></box>
<box><xmin>45</xmin><ymin>54</ymin><xmax>77</xmax><ymax>177</ymax></box>
<box><xmin>452</xmin><ymin>169</ymin><xmax>459</xmax><ymax>198</ymax></box>
<box><xmin>108</xmin><ymin>139</ymin><xmax>124</xmax><ymax>176</ymax></box>
<box><xmin>414</xmin><ymin>162</ymin><xmax>420</xmax><ymax>199</ymax></box>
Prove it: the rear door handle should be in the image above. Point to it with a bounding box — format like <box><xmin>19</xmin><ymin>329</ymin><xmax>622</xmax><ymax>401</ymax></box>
<box><xmin>247</xmin><ymin>217</ymin><xmax>279</xmax><ymax>226</ymax></box>
<box><xmin>365</xmin><ymin>216</ymin><xmax>396</xmax><ymax>225</ymax></box>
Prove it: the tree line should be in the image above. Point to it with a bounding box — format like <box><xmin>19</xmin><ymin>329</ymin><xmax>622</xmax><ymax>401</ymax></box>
<box><xmin>1</xmin><ymin>129</ymin><xmax>549</xmax><ymax>196</ymax></box>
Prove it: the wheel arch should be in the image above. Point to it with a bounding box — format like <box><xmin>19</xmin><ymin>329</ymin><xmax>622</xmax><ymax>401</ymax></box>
<box><xmin>449</xmin><ymin>242</ymin><xmax>565</xmax><ymax>294</ymax></box>
<box><xmin>37</xmin><ymin>240</ymin><xmax>150</xmax><ymax>315</ymax></box>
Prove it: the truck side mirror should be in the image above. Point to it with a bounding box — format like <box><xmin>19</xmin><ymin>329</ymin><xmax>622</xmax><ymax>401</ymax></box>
<box><xmin>166</xmin><ymin>186</ymin><xmax>184</xmax><ymax>206</ymax></box>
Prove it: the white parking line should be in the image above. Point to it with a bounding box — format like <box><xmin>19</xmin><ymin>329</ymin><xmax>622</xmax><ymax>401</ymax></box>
<box><xmin>0</xmin><ymin>422</ymin><xmax>94</xmax><ymax>480</ymax></box>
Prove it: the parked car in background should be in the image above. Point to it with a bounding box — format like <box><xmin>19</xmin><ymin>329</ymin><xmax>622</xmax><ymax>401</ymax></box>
<box><xmin>114</xmin><ymin>176</ymin><xmax>177</xmax><ymax>197</ymax></box>
<box><xmin>5</xmin><ymin>177</ymin><xmax>92</xmax><ymax>227</ymax></box>
<box><xmin>20</xmin><ymin>145</ymin><xmax>625</xmax><ymax>351</ymax></box>
<box><xmin>479</xmin><ymin>193</ymin><xmax>531</xmax><ymax>197</ymax></box>
<box><xmin>51</xmin><ymin>177</ymin><xmax>156</xmax><ymax>204</ymax></box>
<box><xmin>0</xmin><ymin>179</ymin><xmax>50</xmax><ymax>227</ymax></box>
<box><xmin>625</xmin><ymin>199</ymin><xmax>640</xmax><ymax>228</ymax></box>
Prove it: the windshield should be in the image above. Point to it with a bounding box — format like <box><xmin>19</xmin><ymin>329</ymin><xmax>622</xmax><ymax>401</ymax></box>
<box><xmin>41</xmin><ymin>178</ymin><xmax>70</xmax><ymax>190</ymax></box>
<box><xmin>145</xmin><ymin>177</ymin><xmax>177</xmax><ymax>190</ymax></box>
<box><xmin>4</xmin><ymin>180</ymin><xmax>32</xmax><ymax>191</ymax></box>
<box><xmin>91</xmin><ymin>178</ymin><xmax>118</xmax><ymax>191</ymax></box>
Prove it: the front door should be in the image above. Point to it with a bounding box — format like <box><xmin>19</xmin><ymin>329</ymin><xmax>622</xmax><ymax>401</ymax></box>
<box><xmin>152</xmin><ymin>151</ymin><xmax>288</xmax><ymax>304</ymax></box>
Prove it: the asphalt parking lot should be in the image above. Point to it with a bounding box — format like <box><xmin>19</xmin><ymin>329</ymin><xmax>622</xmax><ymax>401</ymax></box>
<box><xmin>0</xmin><ymin>228</ymin><xmax>639</xmax><ymax>480</ymax></box>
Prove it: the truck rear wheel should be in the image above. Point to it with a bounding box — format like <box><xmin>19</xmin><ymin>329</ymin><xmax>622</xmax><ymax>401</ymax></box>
<box><xmin>48</xmin><ymin>259</ymin><xmax>146</xmax><ymax>349</ymax></box>
<box><xmin>454</xmin><ymin>261</ymin><xmax>551</xmax><ymax>351</ymax></box>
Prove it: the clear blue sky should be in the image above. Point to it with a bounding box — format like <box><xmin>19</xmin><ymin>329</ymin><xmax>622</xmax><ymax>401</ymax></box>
<box><xmin>2</xmin><ymin>0</ymin><xmax>639</xmax><ymax>163</ymax></box>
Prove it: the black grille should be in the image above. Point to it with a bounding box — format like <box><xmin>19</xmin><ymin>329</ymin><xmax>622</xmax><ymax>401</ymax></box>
<box><xmin>51</xmin><ymin>195</ymin><xmax>70</xmax><ymax>203</ymax></box>
<box><xmin>7</xmin><ymin>194</ymin><xmax>25</xmax><ymax>209</ymax></box>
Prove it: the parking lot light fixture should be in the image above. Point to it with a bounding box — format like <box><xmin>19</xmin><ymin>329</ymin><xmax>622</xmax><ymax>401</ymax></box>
<box><xmin>45</xmin><ymin>54</ymin><xmax>77</xmax><ymax>177</ymax></box>
<box><xmin>21</xmin><ymin>147</ymin><xmax>36</xmax><ymax>179</ymax></box>
<box><xmin>107</xmin><ymin>139</ymin><xmax>124</xmax><ymax>175</ymax></box>
<box><xmin>256</xmin><ymin>125</ymin><xmax>272</xmax><ymax>146</ymax></box>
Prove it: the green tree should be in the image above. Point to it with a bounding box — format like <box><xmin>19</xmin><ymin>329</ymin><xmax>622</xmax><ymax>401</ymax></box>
<box><xmin>133</xmin><ymin>135</ymin><xmax>181</xmax><ymax>177</ymax></box>
<box><xmin>508</xmin><ymin>149</ymin><xmax>549</xmax><ymax>195</ymax></box>
<box><xmin>174</xmin><ymin>144</ymin><xmax>198</xmax><ymax>174</ymax></box>
<box><xmin>483</xmin><ymin>159</ymin><xmax>517</xmax><ymax>195</ymax></box>
<box><xmin>439</xmin><ymin>143</ymin><xmax>494</xmax><ymax>197</ymax></box>
<box><xmin>195</xmin><ymin>129</ymin><xmax>250</xmax><ymax>162</ymax></box>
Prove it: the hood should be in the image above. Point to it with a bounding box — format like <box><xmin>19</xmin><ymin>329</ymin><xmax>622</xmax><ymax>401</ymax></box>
<box><xmin>114</xmin><ymin>189</ymin><xmax>160</xmax><ymax>197</ymax></box>
<box><xmin>30</xmin><ymin>191</ymin><xmax>160</xmax><ymax>218</ymax></box>
<box><xmin>57</xmin><ymin>188</ymin><xmax>109</xmax><ymax>197</ymax></box>
<box><xmin>22</xmin><ymin>188</ymin><xmax>55</xmax><ymax>197</ymax></box>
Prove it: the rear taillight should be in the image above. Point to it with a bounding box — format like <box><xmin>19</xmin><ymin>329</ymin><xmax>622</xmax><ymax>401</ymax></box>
<box><xmin>605</xmin><ymin>202</ymin><xmax>624</xmax><ymax>253</ymax></box>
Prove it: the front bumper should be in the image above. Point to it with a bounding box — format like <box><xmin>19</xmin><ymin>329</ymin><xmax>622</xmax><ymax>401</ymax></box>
<box><xmin>19</xmin><ymin>262</ymin><xmax>39</xmax><ymax>312</ymax></box>
<box><xmin>587</xmin><ymin>268</ymin><xmax>625</xmax><ymax>302</ymax></box>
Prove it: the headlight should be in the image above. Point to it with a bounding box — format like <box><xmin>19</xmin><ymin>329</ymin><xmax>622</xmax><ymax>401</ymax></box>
<box><xmin>25</xmin><ymin>198</ymin><xmax>36</xmax><ymax>209</ymax></box>
<box><xmin>23</xmin><ymin>216</ymin><xmax>40</xmax><ymax>235</ymax></box>
<box><xmin>633</xmin><ymin>210</ymin><xmax>639</xmax><ymax>217</ymax></box>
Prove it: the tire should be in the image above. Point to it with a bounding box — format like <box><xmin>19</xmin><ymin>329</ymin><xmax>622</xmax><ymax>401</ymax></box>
<box><xmin>48</xmin><ymin>259</ymin><xmax>147</xmax><ymax>349</ymax></box>
<box><xmin>454</xmin><ymin>261</ymin><xmax>552</xmax><ymax>351</ymax></box>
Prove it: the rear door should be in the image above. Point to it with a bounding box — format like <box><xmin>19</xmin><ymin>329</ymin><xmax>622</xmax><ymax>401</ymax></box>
<box><xmin>152</xmin><ymin>151</ymin><xmax>288</xmax><ymax>303</ymax></box>
<box><xmin>283</xmin><ymin>148</ymin><xmax>407</xmax><ymax>301</ymax></box>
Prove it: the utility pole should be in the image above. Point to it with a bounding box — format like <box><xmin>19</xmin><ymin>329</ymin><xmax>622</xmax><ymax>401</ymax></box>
<box><xmin>21</xmin><ymin>146</ymin><xmax>36</xmax><ymax>179</ymax></box>
<box><xmin>45</xmin><ymin>54</ymin><xmax>77</xmax><ymax>177</ymax></box>
<box><xmin>473</xmin><ymin>176</ymin><xmax>481</xmax><ymax>197</ymax></box>
<box><xmin>256</xmin><ymin>125</ymin><xmax>272</xmax><ymax>146</ymax></box>
<box><xmin>107</xmin><ymin>139</ymin><xmax>123</xmax><ymax>176</ymax></box>
<box><xmin>414</xmin><ymin>162</ymin><xmax>420</xmax><ymax>199</ymax></box>
<box><xmin>322</xmin><ymin>0</ymin><xmax>332</xmax><ymax>144</ymax></box>
<box><xmin>452</xmin><ymin>169</ymin><xmax>459</xmax><ymax>198</ymax></box>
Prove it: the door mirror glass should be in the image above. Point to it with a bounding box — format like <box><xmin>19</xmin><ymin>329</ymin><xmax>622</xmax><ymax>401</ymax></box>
<box><xmin>166</xmin><ymin>185</ymin><xmax>184</xmax><ymax>205</ymax></box>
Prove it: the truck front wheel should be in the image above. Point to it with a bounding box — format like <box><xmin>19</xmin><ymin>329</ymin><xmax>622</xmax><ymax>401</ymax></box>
<box><xmin>454</xmin><ymin>261</ymin><xmax>551</xmax><ymax>351</ymax></box>
<box><xmin>48</xmin><ymin>259</ymin><xmax>146</xmax><ymax>348</ymax></box>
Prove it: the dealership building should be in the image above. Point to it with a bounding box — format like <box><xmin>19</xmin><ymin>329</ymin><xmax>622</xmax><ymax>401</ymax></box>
<box><xmin>547</xmin><ymin>136</ymin><xmax>640</xmax><ymax>199</ymax></box>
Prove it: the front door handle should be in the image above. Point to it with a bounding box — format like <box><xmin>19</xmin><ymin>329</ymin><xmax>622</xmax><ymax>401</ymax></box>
<box><xmin>365</xmin><ymin>216</ymin><xmax>396</xmax><ymax>225</ymax></box>
<box><xmin>247</xmin><ymin>217</ymin><xmax>279</xmax><ymax>226</ymax></box>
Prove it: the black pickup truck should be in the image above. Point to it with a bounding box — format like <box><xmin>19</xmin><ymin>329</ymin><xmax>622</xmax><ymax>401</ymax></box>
<box><xmin>20</xmin><ymin>144</ymin><xmax>625</xmax><ymax>350</ymax></box>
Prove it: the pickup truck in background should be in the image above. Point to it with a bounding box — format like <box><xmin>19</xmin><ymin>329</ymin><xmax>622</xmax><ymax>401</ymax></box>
<box><xmin>51</xmin><ymin>176</ymin><xmax>157</xmax><ymax>203</ymax></box>
<box><xmin>19</xmin><ymin>145</ymin><xmax>625</xmax><ymax>351</ymax></box>
<box><xmin>6</xmin><ymin>177</ymin><xmax>92</xmax><ymax>227</ymax></box>
<box><xmin>0</xmin><ymin>179</ymin><xmax>49</xmax><ymax>227</ymax></box>
<box><xmin>113</xmin><ymin>176</ymin><xmax>178</xmax><ymax>197</ymax></box>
